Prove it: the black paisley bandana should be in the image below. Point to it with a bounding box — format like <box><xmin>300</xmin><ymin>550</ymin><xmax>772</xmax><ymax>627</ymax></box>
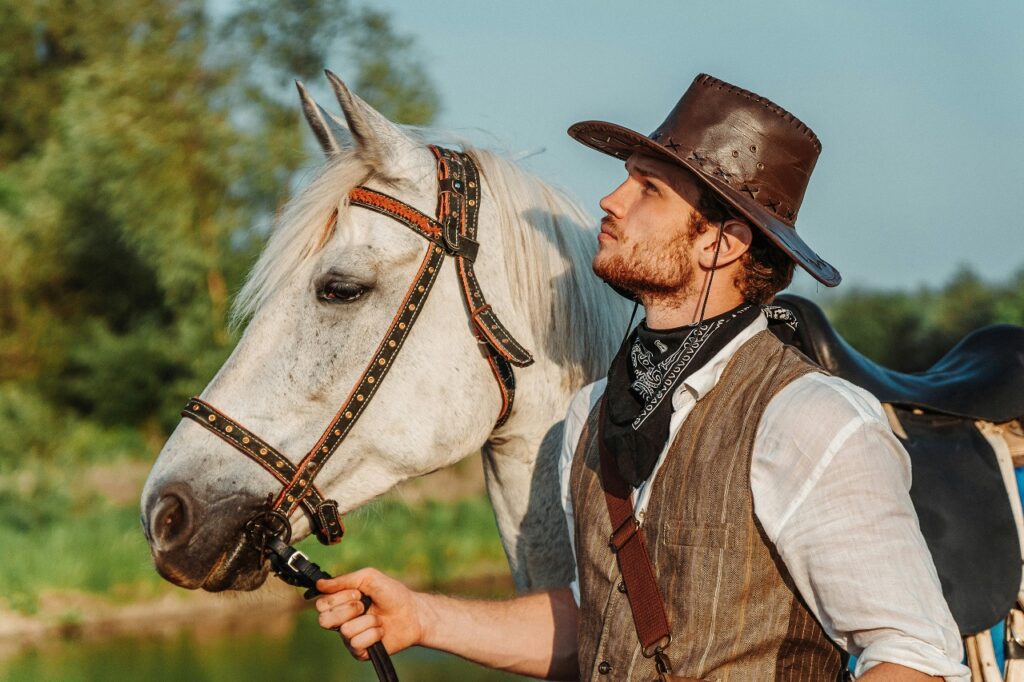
<box><xmin>763</xmin><ymin>304</ymin><xmax>799</xmax><ymax>344</ymax></box>
<box><xmin>602</xmin><ymin>302</ymin><xmax>762</xmax><ymax>488</ymax></box>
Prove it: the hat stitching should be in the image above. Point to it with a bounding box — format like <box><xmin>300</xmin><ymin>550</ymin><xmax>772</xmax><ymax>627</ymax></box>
<box><xmin>687</xmin><ymin>151</ymin><xmax>708</xmax><ymax>166</ymax></box>
<box><xmin>680</xmin><ymin>144</ymin><xmax>799</xmax><ymax>221</ymax></box>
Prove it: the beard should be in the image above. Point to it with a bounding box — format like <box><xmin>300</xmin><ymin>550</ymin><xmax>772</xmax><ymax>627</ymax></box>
<box><xmin>593</xmin><ymin>217</ymin><xmax>697</xmax><ymax>300</ymax></box>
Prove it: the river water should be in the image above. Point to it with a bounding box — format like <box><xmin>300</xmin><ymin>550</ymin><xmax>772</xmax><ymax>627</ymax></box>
<box><xmin>1</xmin><ymin>611</ymin><xmax>530</xmax><ymax>682</ymax></box>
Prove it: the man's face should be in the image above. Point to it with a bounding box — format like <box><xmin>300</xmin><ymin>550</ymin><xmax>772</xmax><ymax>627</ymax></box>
<box><xmin>592</xmin><ymin>154</ymin><xmax>704</xmax><ymax>298</ymax></box>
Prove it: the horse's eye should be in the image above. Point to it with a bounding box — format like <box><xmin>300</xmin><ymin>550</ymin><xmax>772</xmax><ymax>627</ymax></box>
<box><xmin>317</xmin><ymin>279</ymin><xmax>367</xmax><ymax>304</ymax></box>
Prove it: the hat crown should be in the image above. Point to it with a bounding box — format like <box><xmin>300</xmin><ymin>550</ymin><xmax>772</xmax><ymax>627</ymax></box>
<box><xmin>650</xmin><ymin>74</ymin><xmax>820</xmax><ymax>225</ymax></box>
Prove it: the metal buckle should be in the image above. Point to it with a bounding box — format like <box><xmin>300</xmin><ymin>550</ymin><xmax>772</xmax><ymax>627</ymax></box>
<box><xmin>642</xmin><ymin>635</ymin><xmax>672</xmax><ymax>659</ymax></box>
<box><xmin>609</xmin><ymin>515</ymin><xmax>642</xmax><ymax>553</ymax></box>
<box><xmin>286</xmin><ymin>548</ymin><xmax>310</xmax><ymax>572</ymax></box>
<box><xmin>1008</xmin><ymin>607</ymin><xmax>1024</xmax><ymax>648</ymax></box>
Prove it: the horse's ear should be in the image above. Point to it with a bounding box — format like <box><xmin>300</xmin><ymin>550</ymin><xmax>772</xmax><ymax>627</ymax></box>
<box><xmin>324</xmin><ymin>70</ymin><xmax>420</xmax><ymax>175</ymax></box>
<box><xmin>296</xmin><ymin>80</ymin><xmax>352</xmax><ymax>157</ymax></box>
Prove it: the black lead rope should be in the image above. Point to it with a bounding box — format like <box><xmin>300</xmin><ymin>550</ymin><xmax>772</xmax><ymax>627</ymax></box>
<box><xmin>247</xmin><ymin>513</ymin><xmax>399</xmax><ymax>682</ymax></box>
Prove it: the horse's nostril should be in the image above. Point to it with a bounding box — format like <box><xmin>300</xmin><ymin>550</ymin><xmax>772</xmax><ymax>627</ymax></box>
<box><xmin>151</xmin><ymin>491</ymin><xmax>192</xmax><ymax>551</ymax></box>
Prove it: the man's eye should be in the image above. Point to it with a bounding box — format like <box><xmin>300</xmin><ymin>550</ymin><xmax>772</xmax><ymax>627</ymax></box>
<box><xmin>317</xmin><ymin>280</ymin><xmax>367</xmax><ymax>303</ymax></box>
<box><xmin>644</xmin><ymin>181</ymin><xmax>659</xmax><ymax>194</ymax></box>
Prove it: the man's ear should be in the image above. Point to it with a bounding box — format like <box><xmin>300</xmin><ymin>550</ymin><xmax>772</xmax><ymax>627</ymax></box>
<box><xmin>696</xmin><ymin>218</ymin><xmax>753</xmax><ymax>270</ymax></box>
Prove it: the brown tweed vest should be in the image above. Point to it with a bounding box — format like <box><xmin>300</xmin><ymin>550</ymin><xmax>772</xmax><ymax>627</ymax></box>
<box><xmin>570</xmin><ymin>330</ymin><xmax>844</xmax><ymax>681</ymax></box>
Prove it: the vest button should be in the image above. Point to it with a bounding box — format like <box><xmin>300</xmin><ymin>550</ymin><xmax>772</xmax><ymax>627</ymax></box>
<box><xmin>598</xmin><ymin>661</ymin><xmax>612</xmax><ymax>675</ymax></box>
<box><xmin>617</xmin><ymin>581</ymin><xmax>627</xmax><ymax>594</ymax></box>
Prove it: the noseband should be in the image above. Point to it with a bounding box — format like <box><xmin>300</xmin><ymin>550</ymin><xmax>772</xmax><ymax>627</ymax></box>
<box><xmin>180</xmin><ymin>146</ymin><xmax>533</xmax><ymax>545</ymax></box>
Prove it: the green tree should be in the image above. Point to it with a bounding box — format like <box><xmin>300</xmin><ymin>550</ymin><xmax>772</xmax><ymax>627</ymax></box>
<box><xmin>824</xmin><ymin>265</ymin><xmax>1024</xmax><ymax>373</ymax></box>
<box><xmin>994</xmin><ymin>269</ymin><xmax>1024</xmax><ymax>327</ymax></box>
<box><xmin>0</xmin><ymin>0</ymin><xmax>438</xmax><ymax>466</ymax></box>
<box><xmin>825</xmin><ymin>289</ymin><xmax>928</xmax><ymax>371</ymax></box>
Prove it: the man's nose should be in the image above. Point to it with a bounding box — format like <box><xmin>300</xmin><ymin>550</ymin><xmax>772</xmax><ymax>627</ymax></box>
<box><xmin>599</xmin><ymin>178</ymin><xmax>634</xmax><ymax>219</ymax></box>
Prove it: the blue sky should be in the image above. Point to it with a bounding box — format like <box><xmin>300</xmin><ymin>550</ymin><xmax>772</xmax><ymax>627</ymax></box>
<box><xmin>317</xmin><ymin>1</ymin><xmax>1023</xmax><ymax>293</ymax></box>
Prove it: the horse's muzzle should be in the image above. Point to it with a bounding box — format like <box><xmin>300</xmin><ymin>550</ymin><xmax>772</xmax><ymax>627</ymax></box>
<box><xmin>143</xmin><ymin>482</ymin><xmax>269</xmax><ymax>591</ymax></box>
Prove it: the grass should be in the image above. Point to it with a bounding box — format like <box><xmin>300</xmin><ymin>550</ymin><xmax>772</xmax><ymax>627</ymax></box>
<box><xmin>300</xmin><ymin>497</ymin><xmax>511</xmax><ymax>587</ymax></box>
<box><xmin>0</xmin><ymin>501</ymin><xmax>162</xmax><ymax>613</ymax></box>
<box><xmin>0</xmin><ymin>463</ymin><xmax>510</xmax><ymax>613</ymax></box>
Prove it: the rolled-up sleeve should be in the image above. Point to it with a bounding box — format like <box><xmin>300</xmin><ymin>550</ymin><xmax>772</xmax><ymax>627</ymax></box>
<box><xmin>753</xmin><ymin>373</ymin><xmax>970</xmax><ymax>681</ymax></box>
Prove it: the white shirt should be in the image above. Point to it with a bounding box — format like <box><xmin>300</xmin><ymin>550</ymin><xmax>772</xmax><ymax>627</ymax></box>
<box><xmin>558</xmin><ymin>315</ymin><xmax>969</xmax><ymax>680</ymax></box>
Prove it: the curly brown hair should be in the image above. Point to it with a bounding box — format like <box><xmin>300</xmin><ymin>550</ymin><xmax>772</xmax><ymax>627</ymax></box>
<box><xmin>687</xmin><ymin>188</ymin><xmax>794</xmax><ymax>304</ymax></box>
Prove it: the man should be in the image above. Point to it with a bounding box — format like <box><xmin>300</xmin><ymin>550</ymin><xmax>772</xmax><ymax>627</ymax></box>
<box><xmin>315</xmin><ymin>74</ymin><xmax>969</xmax><ymax>681</ymax></box>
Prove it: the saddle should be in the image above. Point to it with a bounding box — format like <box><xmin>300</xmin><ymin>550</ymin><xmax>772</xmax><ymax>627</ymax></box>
<box><xmin>776</xmin><ymin>294</ymin><xmax>1024</xmax><ymax>423</ymax></box>
<box><xmin>775</xmin><ymin>294</ymin><xmax>1024</xmax><ymax>636</ymax></box>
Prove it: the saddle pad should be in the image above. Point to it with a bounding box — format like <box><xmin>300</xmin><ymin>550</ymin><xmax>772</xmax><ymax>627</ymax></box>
<box><xmin>900</xmin><ymin>408</ymin><xmax>1020</xmax><ymax>635</ymax></box>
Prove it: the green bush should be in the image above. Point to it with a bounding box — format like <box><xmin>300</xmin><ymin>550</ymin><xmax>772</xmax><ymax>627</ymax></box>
<box><xmin>0</xmin><ymin>383</ymin><xmax>67</xmax><ymax>469</ymax></box>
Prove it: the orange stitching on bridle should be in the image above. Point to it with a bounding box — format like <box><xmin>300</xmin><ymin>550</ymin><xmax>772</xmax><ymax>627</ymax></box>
<box><xmin>349</xmin><ymin>187</ymin><xmax>441</xmax><ymax>238</ymax></box>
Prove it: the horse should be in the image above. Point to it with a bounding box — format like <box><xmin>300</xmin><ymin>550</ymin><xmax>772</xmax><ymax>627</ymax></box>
<box><xmin>140</xmin><ymin>71</ymin><xmax>629</xmax><ymax>595</ymax></box>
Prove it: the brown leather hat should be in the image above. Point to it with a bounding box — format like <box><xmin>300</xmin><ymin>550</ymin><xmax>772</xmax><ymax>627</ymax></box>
<box><xmin>568</xmin><ymin>73</ymin><xmax>841</xmax><ymax>287</ymax></box>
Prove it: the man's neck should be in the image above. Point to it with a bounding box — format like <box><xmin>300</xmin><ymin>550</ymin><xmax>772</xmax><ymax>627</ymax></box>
<box><xmin>642</xmin><ymin>290</ymin><xmax>747</xmax><ymax>329</ymax></box>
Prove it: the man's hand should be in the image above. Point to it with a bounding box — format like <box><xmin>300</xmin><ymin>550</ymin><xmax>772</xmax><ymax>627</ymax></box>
<box><xmin>315</xmin><ymin>568</ymin><xmax>428</xmax><ymax>660</ymax></box>
<box><xmin>316</xmin><ymin>568</ymin><xmax>578</xmax><ymax>680</ymax></box>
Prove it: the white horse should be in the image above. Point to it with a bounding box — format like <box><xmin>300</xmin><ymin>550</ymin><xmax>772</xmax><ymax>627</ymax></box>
<box><xmin>141</xmin><ymin>72</ymin><xmax>629</xmax><ymax>594</ymax></box>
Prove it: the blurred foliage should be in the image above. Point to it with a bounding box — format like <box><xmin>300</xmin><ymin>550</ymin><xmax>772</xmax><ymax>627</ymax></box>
<box><xmin>0</xmin><ymin>0</ymin><xmax>438</xmax><ymax>471</ymax></box>
<box><xmin>302</xmin><ymin>497</ymin><xmax>511</xmax><ymax>588</ymax></box>
<box><xmin>823</xmin><ymin>266</ymin><xmax>1024</xmax><ymax>373</ymax></box>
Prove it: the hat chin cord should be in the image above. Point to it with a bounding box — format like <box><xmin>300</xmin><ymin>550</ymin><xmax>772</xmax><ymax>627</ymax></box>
<box><xmin>694</xmin><ymin>220</ymin><xmax>727</xmax><ymax>326</ymax></box>
<box><xmin>620</xmin><ymin>219</ymin><xmax>727</xmax><ymax>343</ymax></box>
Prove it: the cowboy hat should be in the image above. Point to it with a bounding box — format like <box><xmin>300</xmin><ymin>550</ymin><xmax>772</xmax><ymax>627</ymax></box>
<box><xmin>568</xmin><ymin>73</ymin><xmax>840</xmax><ymax>287</ymax></box>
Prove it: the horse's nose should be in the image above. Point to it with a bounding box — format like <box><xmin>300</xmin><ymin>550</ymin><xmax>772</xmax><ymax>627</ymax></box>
<box><xmin>149</xmin><ymin>486</ymin><xmax>194</xmax><ymax>552</ymax></box>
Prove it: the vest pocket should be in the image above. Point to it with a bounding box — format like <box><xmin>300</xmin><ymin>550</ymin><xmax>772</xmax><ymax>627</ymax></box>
<box><xmin>661</xmin><ymin>521</ymin><xmax>734</xmax><ymax>549</ymax></box>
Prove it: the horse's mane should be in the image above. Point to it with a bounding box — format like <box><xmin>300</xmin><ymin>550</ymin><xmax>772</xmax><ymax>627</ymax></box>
<box><xmin>233</xmin><ymin>138</ymin><xmax>627</xmax><ymax>391</ymax></box>
<box><xmin>466</xmin><ymin>146</ymin><xmax>627</xmax><ymax>388</ymax></box>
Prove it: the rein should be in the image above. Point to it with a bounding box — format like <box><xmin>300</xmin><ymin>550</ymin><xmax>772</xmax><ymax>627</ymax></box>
<box><xmin>245</xmin><ymin>510</ymin><xmax>399</xmax><ymax>681</ymax></box>
<box><xmin>178</xmin><ymin>146</ymin><xmax>533</xmax><ymax>677</ymax></box>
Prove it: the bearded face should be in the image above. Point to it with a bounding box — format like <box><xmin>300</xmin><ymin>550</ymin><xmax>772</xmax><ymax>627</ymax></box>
<box><xmin>592</xmin><ymin>212</ymin><xmax>699</xmax><ymax>300</ymax></box>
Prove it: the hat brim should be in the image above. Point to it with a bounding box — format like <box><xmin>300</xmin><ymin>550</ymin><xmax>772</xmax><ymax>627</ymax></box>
<box><xmin>567</xmin><ymin>120</ymin><xmax>841</xmax><ymax>288</ymax></box>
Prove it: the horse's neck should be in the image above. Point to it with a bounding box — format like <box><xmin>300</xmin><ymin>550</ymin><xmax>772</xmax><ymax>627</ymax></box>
<box><xmin>472</xmin><ymin>249</ymin><xmax>599</xmax><ymax>592</ymax></box>
<box><xmin>481</xmin><ymin>366</ymin><xmax>579</xmax><ymax>591</ymax></box>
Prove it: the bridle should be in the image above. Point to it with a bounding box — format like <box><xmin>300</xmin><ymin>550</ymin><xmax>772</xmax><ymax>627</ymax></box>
<box><xmin>180</xmin><ymin>145</ymin><xmax>533</xmax><ymax>545</ymax></box>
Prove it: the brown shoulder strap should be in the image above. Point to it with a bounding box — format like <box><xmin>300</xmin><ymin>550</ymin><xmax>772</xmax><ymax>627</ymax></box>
<box><xmin>597</xmin><ymin>401</ymin><xmax>674</xmax><ymax>671</ymax></box>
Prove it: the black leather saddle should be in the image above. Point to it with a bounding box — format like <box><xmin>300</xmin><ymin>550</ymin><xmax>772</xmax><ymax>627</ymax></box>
<box><xmin>775</xmin><ymin>294</ymin><xmax>1024</xmax><ymax>424</ymax></box>
<box><xmin>775</xmin><ymin>294</ymin><xmax>1024</xmax><ymax>636</ymax></box>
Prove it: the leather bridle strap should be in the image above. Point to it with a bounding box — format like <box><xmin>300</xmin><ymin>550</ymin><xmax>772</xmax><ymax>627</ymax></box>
<box><xmin>183</xmin><ymin>397</ymin><xmax>344</xmax><ymax>542</ymax></box>
<box><xmin>272</xmin><ymin>238</ymin><xmax>447</xmax><ymax>521</ymax></box>
<box><xmin>430</xmin><ymin>146</ymin><xmax>533</xmax><ymax>425</ymax></box>
<box><xmin>180</xmin><ymin>147</ymin><xmax>533</xmax><ymax>546</ymax></box>
<box><xmin>349</xmin><ymin>148</ymin><xmax>534</xmax><ymax>424</ymax></box>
